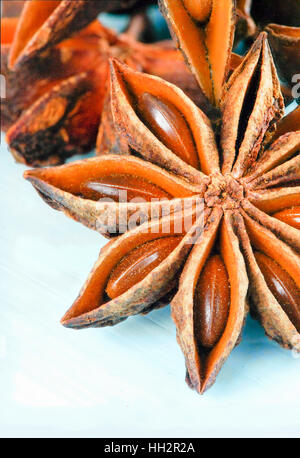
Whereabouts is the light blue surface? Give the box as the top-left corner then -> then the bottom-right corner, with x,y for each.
1,133 -> 300,438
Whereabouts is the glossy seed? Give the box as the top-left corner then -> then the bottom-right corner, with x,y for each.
255,252 -> 300,332
273,207 -> 300,230
136,93 -> 199,169
79,174 -> 171,202
182,0 -> 212,22
106,236 -> 182,299
194,255 -> 230,349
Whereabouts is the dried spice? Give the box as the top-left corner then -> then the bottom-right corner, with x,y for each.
6,0 -> 152,69
2,18 -> 116,165
25,4 -> 300,393
236,0 -> 300,89
160,0 -> 236,105
159,0 -> 297,108
228,49 -> 295,107
1,18 -> 109,157
97,0 -> 242,155
2,1 -> 204,166
0,0 -> 115,130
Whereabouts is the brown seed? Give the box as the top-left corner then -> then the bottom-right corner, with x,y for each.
136,93 -> 199,169
80,174 -> 171,202
273,207 -> 300,230
182,0 -> 212,22
255,252 -> 300,332
106,236 -> 182,299
194,255 -> 230,349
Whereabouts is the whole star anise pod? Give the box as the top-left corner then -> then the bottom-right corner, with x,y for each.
236,0 -> 300,90
1,0 -> 205,166
24,0 -> 300,395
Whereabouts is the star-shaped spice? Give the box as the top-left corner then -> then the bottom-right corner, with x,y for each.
236,0 -> 300,92
1,0 -> 204,166
24,0 -> 300,394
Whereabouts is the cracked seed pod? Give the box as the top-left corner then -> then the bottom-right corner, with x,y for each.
159,0 -> 236,106
228,51 -> 295,106
2,18 -> 113,165
2,1 -> 204,166
24,29 -> 300,393
7,1 -> 110,70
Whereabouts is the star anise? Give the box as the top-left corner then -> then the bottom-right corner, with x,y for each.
3,0 -> 149,63
24,0 -> 300,394
239,0 -> 300,29
1,0 -> 205,166
0,0 -> 116,132
236,0 -> 300,91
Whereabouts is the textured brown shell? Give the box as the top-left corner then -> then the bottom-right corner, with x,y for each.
159,0 -> 236,106
8,0 -> 113,69
61,208 -> 201,329
24,154 -> 205,235
171,209 -> 248,394
24,30 -> 300,394
110,59 -> 219,183
2,6 -> 207,166
2,17 -> 110,163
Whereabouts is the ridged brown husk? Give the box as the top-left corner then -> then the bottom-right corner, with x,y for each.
2,19 -> 113,165
6,0 -> 150,69
159,0 -> 236,106
25,14 -> 300,394
2,1 -> 205,166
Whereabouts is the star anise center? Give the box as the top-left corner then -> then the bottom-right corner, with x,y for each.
204,173 -> 244,210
